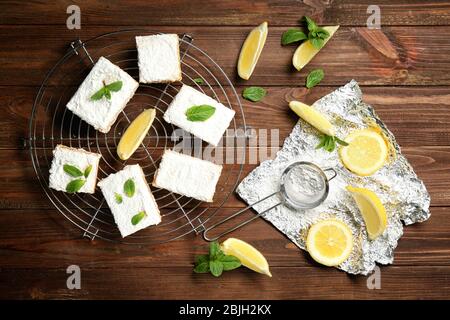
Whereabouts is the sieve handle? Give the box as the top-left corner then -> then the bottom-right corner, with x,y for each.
202,191 -> 281,242
323,167 -> 337,181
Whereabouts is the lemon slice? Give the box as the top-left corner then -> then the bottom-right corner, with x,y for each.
237,21 -> 268,80
292,25 -> 339,71
306,219 -> 353,267
221,238 -> 272,277
117,109 -> 156,160
339,129 -> 388,176
347,186 -> 387,240
289,101 -> 335,136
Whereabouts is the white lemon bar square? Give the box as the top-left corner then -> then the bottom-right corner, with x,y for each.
136,34 -> 182,83
163,85 -> 235,146
98,164 -> 161,238
66,56 -> 139,133
152,149 -> 222,202
49,144 -> 101,194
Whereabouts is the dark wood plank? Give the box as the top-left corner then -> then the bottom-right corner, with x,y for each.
4,86 -> 450,150
0,207 -> 447,269
0,146 -> 449,208
1,0 -> 450,27
1,26 -> 450,86
0,265 -> 448,299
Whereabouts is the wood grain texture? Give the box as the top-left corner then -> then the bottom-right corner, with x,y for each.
0,0 -> 449,300
0,25 -> 450,86
1,0 -> 450,26
3,86 -> 450,150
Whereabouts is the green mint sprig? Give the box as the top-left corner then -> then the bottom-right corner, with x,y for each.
281,16 -> 330,49
91,80 -> 123,101
316,134 -> 349,152
194,241 -> 241,277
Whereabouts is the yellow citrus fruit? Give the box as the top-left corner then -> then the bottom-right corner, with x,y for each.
292,26 -> 339,71
346,186 -> 388,240
221,238 -> 272,277
117,109 -> 156,160
306,219 -> 353,267
339,129 -> 388,176
237,21 -> 268,80
289,100 -> 335,136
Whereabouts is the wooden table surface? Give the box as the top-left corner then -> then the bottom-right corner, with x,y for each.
1,0 -> 450,300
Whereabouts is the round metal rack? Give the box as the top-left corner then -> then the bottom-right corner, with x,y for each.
28,29 -> 246,244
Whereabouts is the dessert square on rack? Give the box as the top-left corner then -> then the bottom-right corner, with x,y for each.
66,56 -> 139,133
49,144 -> 101,194
98,164 -> 161,237
136,34 -> 182,83
152,149 -> 222,202
163,84 -> 236,146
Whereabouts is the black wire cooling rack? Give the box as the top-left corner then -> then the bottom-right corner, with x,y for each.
27,29 -> 247,244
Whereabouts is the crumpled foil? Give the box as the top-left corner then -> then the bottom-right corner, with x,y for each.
236,80 -> 430,275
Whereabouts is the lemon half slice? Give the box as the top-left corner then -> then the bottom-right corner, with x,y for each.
221,238 -> 272,277
306,219 -> 353,267
347,186 -> 387,240
289,101 -> 335,136
339,129 -> 388,176
237,22 -> 268,80
117,109 -> 156,160
293,25 -> 339,71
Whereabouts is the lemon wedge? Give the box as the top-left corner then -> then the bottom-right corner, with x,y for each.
347,186 -> 387,240
221,238 -> 272,277
306,219 -> 353,267
339,129 -> 388,176
237,22 -> 268,80
292,25 -> 339,71
289,100 -> 335,136
117,109 -> 156,160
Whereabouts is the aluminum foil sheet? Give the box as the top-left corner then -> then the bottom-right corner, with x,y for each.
236,80 -> 430,275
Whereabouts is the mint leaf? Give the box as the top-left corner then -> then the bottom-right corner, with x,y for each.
220,255 -> 241,271
306,69 -> 324,89
303,16 -> 318,32
194,261 -> 210,273
131,211 -> 146,225
63,164 -> 83,177
193,77 -> 205,85
84,165 -> 93,178
185,105 -> 216,122
316,135 -> 347,152
123,178 -> 135,197
309,37 -> 324,49
90,80 -> 122,100
106,81 -> 123,92
114,192 -> 123,204
242,87 -> 266,102
281,29 -> 307,45
66,178 -> 85,193
209,241 -> 221,259
90,87 -> 107,101
209,260 -> 223,277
